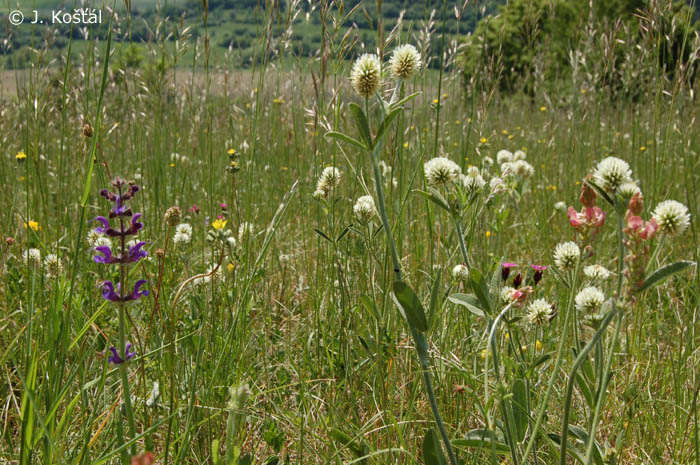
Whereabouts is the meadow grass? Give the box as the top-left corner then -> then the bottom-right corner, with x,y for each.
1,2 -> 699,465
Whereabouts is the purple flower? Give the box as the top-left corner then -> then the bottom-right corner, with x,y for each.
530,264 -> 547,286
501,262 -> 518,281
92,214 -> 143,238
101,280 -> 149,302
93,241 -> 147,265
108,343 -> 136,364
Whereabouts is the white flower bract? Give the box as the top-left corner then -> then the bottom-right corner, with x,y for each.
652,200 -> 690,236
316,166 -> 342,196
424,157 -> 461,186
496,150 -> 513,164
575,286 -> 606,312
389,44 -> 421,79
353,195 -> 376,223
350,54 -> 381,98
553,241 -> 580,270
593,157 -> 633,192
584,264 -> 611,282
452,264 -> 469,281
526,298 -> 553,325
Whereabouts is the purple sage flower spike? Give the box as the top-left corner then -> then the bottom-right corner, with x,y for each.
108,343 -> 136,364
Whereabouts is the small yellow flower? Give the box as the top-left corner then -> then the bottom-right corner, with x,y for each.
640,146 -> 646,152
170,163 -> 175,168
455,120 -> 460,125
521,345 -> 528,352
228,148 -> 236,155
16,151 -> 27,161
20,176 -> 25,182
504,332 -> 510,341
246,103 -> 251,109
410,125 -> 415,130
212,218 -> 227,230
540,106 -> 547,112
508,134 -> 514,140
581,88 -> 586,94
24,220 -> 40,232
480,349 -> 487,360
231,161 -> 238,167
485,231 -> 491,238
442,93 -> 447,98
227,263 -> 235,272
502,129 -> 508,135
467,117 -> 472,123
480,137 -> 487,144
575,180 -> 581,185
453,142 -> 458,147
403,142 -> 409,149
536,340 -> 542,351
433,98 -> 439,105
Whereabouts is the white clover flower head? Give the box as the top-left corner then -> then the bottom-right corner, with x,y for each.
652,200 -> 690,236
87,229 -> 102,247
554,201 -> 568,212
353,195 -> 376,223
513,160 -> 535,177
43,253 -> 63,279
553,241 -> 580,270
489,177 -> 506,194
94,236 -> 112,248
452,264 -> 469,281
575,286 -> 606,312
238,222 -> 255,242
316,166 -> 342,195
526,298 -> 553,325
460,173 -> 486,193
513,150 -> 527,161
618,182 -> 641,200
466,166 -> 480,178
312,189 -> 325,199
593,157 -> 633,192
379,160 -> 392,177
389,44 -> 421,79
501,161 -> 516,177
584,264 -> 611,282
23,248 -> 41,265
173,232 -> 191,246
496,150 -> 513,164
176,223 -> 193,236
500,286 -> 518,305
226,235 -> 237,249
483,156 -> 494,168
279,253 -> 290,265
424,157 -> 461,186
350,53 -> 381,98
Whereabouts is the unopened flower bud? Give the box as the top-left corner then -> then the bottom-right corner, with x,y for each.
5,237 -> 15,246
628,192 -> 644,216
164,206 -> 182,227
580,180 -> 597,208
83,123 -> 93,138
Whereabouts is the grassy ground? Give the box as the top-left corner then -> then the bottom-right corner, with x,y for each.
1,4 -> 699,465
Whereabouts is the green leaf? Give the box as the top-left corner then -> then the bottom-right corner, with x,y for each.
374,107 -> 401,147
336,224 -> 353,242
428,269 -> 442,329
511,378 -> 528,442
422,428 -> 448,465
393,281 -> 429,332
349,102 -> 373,148
325,131 -> 368,151
488,262 -> 503,311
637,260 -> 695,293
313,228 -> 333,243
584,178 -> 615,208
391,91 -> 420,110
469,269 -> 492,314
415,188 -> 452,213
453,429 -> 510,454
448,293 -> 485,317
